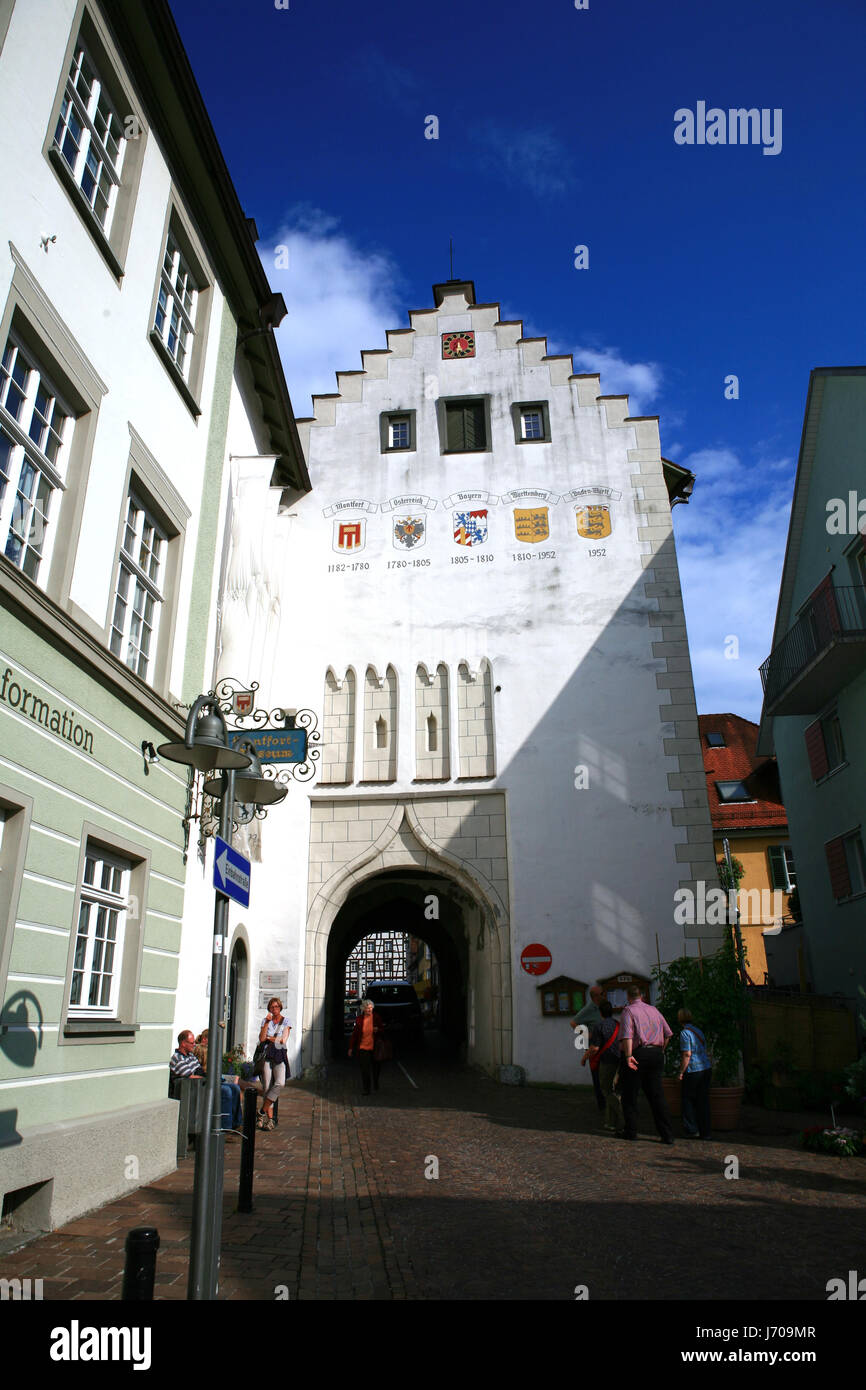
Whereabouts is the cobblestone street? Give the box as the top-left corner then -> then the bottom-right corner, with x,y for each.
2,1056 -> 864,1301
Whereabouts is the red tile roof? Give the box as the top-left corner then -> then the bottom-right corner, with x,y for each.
698,713 -> 788,830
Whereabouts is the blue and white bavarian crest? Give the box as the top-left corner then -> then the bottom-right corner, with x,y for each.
393,516 -> 426,550
453,509 -> 488,547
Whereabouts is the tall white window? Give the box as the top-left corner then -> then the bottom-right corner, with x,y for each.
0,336 -> 70,583
69,846 -> 129,1015
109,493 -> 166,681
154,231 -> 198,380
53,42 -> 126,233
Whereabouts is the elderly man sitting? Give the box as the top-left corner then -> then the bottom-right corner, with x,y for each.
169,1029 -> 242,1132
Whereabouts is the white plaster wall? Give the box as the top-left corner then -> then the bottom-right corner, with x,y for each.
0,0 -> 228,701
202,289 -> 712,1083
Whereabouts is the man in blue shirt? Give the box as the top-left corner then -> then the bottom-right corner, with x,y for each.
677,1008 -> 712,1140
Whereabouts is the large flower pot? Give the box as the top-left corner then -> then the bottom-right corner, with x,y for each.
710,1085 -> 745,1131
662,1076 -> 681,1117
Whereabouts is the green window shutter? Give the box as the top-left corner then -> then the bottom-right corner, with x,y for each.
768,845 -> 788,890
445,401 -> 486,451
446,404 -> 465,451
464,402 -> 485,449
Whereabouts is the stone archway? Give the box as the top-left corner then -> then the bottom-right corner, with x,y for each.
303,798 -> 511,1073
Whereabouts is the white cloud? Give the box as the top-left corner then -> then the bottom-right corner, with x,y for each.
263,210 -> 404,416
473,123 -> 575,197
672,448 -> 796,721
570,347 -> 663,417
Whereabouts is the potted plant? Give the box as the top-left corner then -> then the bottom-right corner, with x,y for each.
654,938 -> 750,1130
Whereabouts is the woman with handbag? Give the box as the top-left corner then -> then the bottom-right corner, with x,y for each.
586,1001 -> 623,1133
257,997 -> 290,1131
348,998 -> 386,1095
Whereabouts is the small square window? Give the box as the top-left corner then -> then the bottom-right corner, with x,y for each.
380,411 -> 416,453
511,401 -> 551,444
705,732 -> 726,747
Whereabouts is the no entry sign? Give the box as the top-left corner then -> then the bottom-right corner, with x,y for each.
521,943 -> 552,976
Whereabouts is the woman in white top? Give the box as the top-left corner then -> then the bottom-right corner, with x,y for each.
257,997 -> 290,1131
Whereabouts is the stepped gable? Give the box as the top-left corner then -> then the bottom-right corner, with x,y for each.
293,279 -> 662,458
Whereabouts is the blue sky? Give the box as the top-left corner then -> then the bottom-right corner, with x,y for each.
173,0 -> 866,722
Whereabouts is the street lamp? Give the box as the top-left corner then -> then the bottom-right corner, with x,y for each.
158,695 -> 284,1300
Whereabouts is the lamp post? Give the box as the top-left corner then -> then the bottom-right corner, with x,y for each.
158,694 -> 286,1300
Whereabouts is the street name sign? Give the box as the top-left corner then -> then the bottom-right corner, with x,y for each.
213,836 -> 251,908
228,727 -> 307,765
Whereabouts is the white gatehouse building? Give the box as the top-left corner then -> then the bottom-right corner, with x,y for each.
175,278 -> 720,1085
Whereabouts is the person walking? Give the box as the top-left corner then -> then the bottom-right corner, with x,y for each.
617,983 -> 675,1144
348,998 -> 385,1095
257,997 -> 290,1131
571,984 -> 606,1115
587,1000 -> 623,1133
677,1007 -> 712,1139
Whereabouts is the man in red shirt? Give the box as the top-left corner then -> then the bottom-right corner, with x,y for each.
617,984 -> 675,1144
348,999 -> 385,1095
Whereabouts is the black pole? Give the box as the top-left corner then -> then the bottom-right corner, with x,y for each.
237,1086 -> 257,1213
187,766 -> 235,1300
122,1227 -> 160,1301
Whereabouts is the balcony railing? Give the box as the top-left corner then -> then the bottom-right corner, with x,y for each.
760,584 -> 866,714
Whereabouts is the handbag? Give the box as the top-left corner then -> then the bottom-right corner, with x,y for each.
373,1036 -> 392,1062
589,1022 -> 619,1073
252,1041 -> 267,1078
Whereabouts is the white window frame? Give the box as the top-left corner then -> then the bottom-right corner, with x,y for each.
768,844 -> 796,893
53,39 -> 126,235
153,230 -> 199,382
520,407 -> 544,440
109,491 -> 167,682
389,417 -> 410,449
68,844 -> 130,1017
0,334 -> 71,585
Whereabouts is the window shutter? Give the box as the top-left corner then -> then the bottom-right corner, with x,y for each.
806,575 -> 841,646
804,718 -> 829,780
446,404 -> 464,451
825,836 -> 851,900
768,846 -> 787,890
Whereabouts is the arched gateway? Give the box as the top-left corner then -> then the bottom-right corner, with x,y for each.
302,800 -> 512,1072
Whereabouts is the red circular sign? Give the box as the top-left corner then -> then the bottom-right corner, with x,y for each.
521,943 -> 552,976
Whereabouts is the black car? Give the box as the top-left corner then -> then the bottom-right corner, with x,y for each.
364,981 -> 424,1048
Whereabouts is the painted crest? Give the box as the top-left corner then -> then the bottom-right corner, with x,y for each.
513,507 -> 549,544
453,509 -> 488,546
442,331 -> 475,359
333,519 -> 366,552
393,516 -> 426,550
575,505 -> 611,540
232,689 -> 255,717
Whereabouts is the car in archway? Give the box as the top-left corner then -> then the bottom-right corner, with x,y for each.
364,981 -> 424,1049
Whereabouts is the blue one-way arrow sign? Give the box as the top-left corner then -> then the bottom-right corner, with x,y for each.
213,836 -> 250,908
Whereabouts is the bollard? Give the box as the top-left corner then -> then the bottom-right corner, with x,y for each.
237,1086 -> 257,1213
122,1226 -> 160,1301
273,1097 -> 279,1128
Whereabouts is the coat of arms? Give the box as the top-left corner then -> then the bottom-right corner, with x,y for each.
513,507 -> 549,544
333,519 -> 366,552
575,505 -> 611,540
453,509 -> 488,546
393,516 -> 426,550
